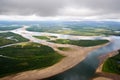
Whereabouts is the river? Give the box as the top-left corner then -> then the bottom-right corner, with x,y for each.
3,26 -> 120,80
43,36 -> 120,80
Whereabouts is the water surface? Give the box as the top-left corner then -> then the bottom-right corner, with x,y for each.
44,36 -> 120,80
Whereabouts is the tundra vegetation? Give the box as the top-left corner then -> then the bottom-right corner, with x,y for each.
0,32 -> 29,46
102,50 -> 120,74
0,42 -> 63,77
50,39 -> 109,47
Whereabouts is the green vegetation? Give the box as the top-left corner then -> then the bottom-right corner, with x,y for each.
0,26 -> 21,31
0,37 -> 15,46
26,22 -> 120,36
49,36 -> 57,38
58,47 -> 70,51
102,50 -> 120,74
50,39 -> 109,47
27,26 -> 101,36
0,42 -> 63,77
34,36 -> 50,40
0,32 -> 29,46
33,35 -> 57,41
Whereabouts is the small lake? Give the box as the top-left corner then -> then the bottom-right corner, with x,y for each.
44,36 -> 120,80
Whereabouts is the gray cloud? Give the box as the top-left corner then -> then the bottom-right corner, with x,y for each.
73,0 -> 120,13
0,0 -> 66,16
0,0 -> 120,19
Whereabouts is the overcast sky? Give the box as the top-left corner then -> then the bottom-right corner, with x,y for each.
0,0 -> 120,21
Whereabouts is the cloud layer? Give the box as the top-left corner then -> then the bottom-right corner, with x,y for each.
0,0 -> 120,20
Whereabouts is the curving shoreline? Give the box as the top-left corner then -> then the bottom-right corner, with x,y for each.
0,26 -> 112,80
0,44 -> 106,80
92,51 -> 120,80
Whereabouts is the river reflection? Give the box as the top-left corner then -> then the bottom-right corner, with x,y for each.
44,36 -> 120,80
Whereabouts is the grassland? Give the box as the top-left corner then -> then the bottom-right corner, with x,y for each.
49,36 -> 57,38
33,36 -> 50,41
57,47 -> 70,51
0,26 -> 21,31
33,36 -> 109,47
27,26 -> 102,36
0,42 -> 63,77
0,32 -> 29,46
26,23 -> 120,36
102,50 -> 120,74
33,36 -> 58,41
50,39 -> 109,47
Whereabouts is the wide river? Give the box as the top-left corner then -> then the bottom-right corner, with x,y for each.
41,36 -> 120,80
11,27 -> 120,80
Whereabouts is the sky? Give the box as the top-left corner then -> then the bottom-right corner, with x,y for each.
0,0 -> 120,21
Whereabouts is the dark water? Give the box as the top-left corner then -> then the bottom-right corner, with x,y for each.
43,36 -> 120,80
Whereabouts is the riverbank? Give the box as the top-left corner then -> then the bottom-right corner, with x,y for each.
92,72 -> 120,80
92,51 -> 120,80
0,26 -> 111,80
0,44 -> 105,80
